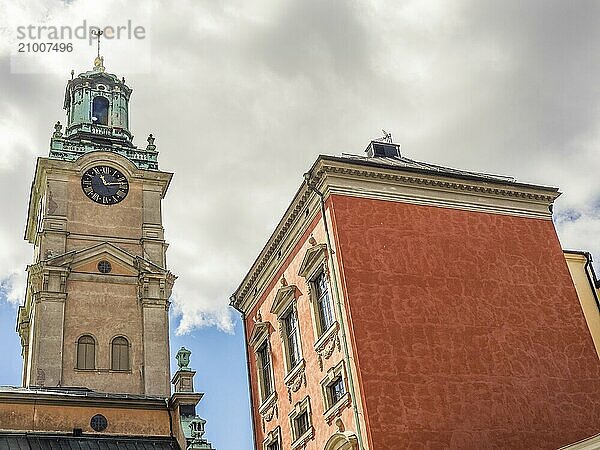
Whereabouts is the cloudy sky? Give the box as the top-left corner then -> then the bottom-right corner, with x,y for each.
0,0 -> 599,447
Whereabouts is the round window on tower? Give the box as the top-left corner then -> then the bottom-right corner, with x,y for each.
90,414 -> 108,432
97,260 -> 112,274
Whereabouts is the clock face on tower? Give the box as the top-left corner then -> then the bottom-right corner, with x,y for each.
81,165 -> 129,205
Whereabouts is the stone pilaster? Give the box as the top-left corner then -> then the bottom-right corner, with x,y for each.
139,271 -> 175,396
23,263 -> 69,388
142,183 -> 168,267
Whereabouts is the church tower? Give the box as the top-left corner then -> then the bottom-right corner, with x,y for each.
16,55 -> 176,396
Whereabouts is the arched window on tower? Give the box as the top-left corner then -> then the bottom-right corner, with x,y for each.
92,96 -> 109,125
111,336 -> 130,371
76,335 -> 96,370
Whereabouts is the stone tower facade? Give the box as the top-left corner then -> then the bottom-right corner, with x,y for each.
16,57 -> 175,396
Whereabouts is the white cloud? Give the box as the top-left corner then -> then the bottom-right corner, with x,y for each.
556,206 -> 600,265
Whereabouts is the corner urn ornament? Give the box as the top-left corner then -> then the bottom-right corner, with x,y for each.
176,346 -> 192,371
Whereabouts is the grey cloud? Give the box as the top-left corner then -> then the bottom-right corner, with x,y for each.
1,0 -> 599,332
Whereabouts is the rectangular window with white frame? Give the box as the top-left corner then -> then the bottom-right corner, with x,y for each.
249,321 -> 276,407
282,306 -> 302,370
257,340 -> 274,401
326,374 -> 345,405
289,396 -> 314,448
321,360 -> 351,422
297,242 -> 338,341
313,270 -> 334,336
270,283 -> 304,374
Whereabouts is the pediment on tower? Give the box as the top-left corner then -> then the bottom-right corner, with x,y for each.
46,242 -> 168,277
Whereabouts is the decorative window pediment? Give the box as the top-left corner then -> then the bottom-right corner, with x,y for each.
270,284 -> 298,317
249,321 -> 272,349
263,426 -> 281,450
46,242 -> 168,277
298,240 -> 338,343
283,358 -> 306,402
297,243 -> 328,279
49,242 -> 134,269
314,321 -> 341,371
271,279 -> 304,382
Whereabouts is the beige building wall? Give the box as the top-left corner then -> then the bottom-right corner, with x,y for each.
19,152 -> 174,396
0,394 -> 170,436
564,251 -> 600,359
61,279 -> 144,393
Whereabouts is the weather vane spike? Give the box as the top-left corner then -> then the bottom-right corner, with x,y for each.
91,29 -> 105,72
93,28 -> 103,58
381,129 -> 393,143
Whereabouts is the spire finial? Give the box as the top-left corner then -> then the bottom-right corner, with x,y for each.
175,347 -> 192,371
146,133 -> 157,152
53,121 -> 63,138
91,29 -> 105,72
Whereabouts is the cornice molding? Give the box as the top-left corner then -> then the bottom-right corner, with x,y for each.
0,389 -> 168,410
317,161 -> 558,202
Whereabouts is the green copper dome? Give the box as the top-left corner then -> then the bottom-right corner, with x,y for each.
49,58 -> 159,170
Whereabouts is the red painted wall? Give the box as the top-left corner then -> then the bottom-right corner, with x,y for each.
329,195 -> 600,449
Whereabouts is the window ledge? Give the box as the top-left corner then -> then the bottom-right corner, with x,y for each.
323,392 -> 351,423
284,359 -> 306,402
314,322 -> 340,371
284,358 -> 305,385
258,391 -> 278,422
314,321 -> 339,352
74,368 -> 131,373
291,427 -> 314,449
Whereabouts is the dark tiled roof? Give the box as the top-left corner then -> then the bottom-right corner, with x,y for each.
0,433 -> 180,450
0,386 -> 166,401
337,153 -> 517,183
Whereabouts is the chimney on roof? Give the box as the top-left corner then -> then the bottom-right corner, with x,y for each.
365,140 -> 401,158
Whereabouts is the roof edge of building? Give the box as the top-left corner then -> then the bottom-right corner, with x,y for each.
0,386 -> 169,409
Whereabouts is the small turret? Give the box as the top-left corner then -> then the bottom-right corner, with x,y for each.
170,347 -> 216,450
